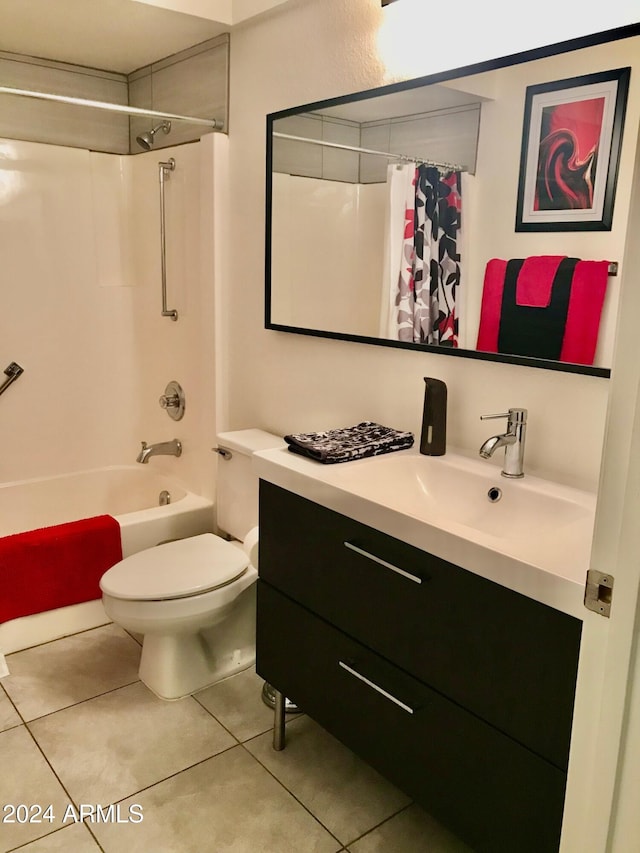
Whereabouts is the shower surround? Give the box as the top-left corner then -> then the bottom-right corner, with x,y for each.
0,135 -> 219,486
0,133 -> 224,645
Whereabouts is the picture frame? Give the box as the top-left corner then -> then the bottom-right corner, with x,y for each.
515,67 -> 630,231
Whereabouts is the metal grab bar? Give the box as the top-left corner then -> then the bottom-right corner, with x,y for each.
0,362 -> 24,398
159,158 -> 178,321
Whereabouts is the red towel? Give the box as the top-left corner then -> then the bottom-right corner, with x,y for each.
559,260 -> 609,364
476,258 -> 508,354
0,515 -> 122,623
515,256 -> 566,306
476,256 -> 609,365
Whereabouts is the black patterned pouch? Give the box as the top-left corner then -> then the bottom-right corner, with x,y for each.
284,421 -> 414,464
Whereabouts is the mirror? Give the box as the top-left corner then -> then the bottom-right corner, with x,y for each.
266,27 -> 640,377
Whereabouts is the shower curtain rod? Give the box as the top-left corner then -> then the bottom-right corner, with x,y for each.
273,131 -> 466,172
0,85 -> 222,128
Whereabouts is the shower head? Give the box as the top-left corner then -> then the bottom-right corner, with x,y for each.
136,120 -> 171,150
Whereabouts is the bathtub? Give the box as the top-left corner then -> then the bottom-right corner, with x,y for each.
0,466 -> 213,654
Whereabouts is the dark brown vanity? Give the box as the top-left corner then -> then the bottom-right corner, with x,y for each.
256,480 -> 582,853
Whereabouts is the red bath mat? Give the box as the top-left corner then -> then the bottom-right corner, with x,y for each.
0,515 -> 123,623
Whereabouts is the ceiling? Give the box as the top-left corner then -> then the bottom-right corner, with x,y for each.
314,84 -> 487,124
0,0 -> 233,74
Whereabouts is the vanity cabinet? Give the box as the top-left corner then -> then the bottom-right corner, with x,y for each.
256,481 -> 582,853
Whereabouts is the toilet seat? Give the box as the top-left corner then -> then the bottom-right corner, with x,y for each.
100,533 -> 249,601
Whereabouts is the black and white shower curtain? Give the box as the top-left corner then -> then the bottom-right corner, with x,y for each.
380,163 -> 462,346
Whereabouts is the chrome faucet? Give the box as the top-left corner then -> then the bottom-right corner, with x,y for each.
479,408 -> 527,478
136,439 -> 182,464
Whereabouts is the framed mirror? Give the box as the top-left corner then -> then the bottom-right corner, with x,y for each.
265,24 -> 640,377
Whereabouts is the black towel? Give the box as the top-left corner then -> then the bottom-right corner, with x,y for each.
284,421 -> 414,464
497,257 -> 578,360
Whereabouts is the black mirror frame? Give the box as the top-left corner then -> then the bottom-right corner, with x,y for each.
265,23 -> 640,379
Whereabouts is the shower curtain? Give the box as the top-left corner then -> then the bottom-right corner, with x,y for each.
381,163 -> 462,345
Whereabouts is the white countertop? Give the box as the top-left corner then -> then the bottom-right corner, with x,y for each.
254,445 -> 596,620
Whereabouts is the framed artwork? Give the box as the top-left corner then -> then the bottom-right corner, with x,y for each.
515,67 -> 630,231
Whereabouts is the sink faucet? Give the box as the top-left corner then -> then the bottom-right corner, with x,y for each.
479,408 -> 527,478
137,439 -> 182,464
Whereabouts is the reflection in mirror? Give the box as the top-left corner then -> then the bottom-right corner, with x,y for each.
270,83 -> 479,345
266,28 -> 640,377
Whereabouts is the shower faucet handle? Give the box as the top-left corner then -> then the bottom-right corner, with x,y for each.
159,393 -> 179,408
158,381 -> 185,421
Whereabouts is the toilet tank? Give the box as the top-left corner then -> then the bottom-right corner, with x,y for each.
215,429 -> 284,540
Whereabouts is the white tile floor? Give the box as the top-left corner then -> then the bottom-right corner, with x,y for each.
0,624 -> 472,852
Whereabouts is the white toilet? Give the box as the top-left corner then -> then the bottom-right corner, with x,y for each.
100,429 -> 283,700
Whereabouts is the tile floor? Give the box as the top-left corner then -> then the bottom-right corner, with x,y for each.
0,623 -> 472,852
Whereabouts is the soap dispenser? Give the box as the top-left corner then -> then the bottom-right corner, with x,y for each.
420,377 -> 447,456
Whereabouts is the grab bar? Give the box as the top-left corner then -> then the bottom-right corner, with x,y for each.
159,158 -> 178,321
0,362 -> 24,398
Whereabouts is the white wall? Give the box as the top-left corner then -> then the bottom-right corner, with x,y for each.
225,0 -> 639,493
0,136 -> 218,499
462,38 -> 640,367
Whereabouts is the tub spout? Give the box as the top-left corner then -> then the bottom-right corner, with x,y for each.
137,439 -> 182,464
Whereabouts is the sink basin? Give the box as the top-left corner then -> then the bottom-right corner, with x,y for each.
253,444 -> 597,616
329,452 -> 593,542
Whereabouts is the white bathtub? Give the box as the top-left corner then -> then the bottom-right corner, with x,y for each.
0,466 -> 213,654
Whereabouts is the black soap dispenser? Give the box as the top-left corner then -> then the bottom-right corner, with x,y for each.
420,377 -> 447,456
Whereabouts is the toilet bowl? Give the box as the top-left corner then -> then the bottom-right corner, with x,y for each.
100,429 -> 285,700
101,532 -> 258,700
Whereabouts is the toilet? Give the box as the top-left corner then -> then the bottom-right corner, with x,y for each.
100,429 -> 284,700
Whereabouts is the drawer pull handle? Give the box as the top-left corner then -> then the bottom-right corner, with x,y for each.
343,542 -> 422,585
339,661 -> 414,714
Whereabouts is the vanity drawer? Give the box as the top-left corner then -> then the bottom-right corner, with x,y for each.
257,581 -> 566,853
259,481 -> 581,770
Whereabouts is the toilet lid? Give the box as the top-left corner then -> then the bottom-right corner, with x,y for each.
100,533 -> 249,601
